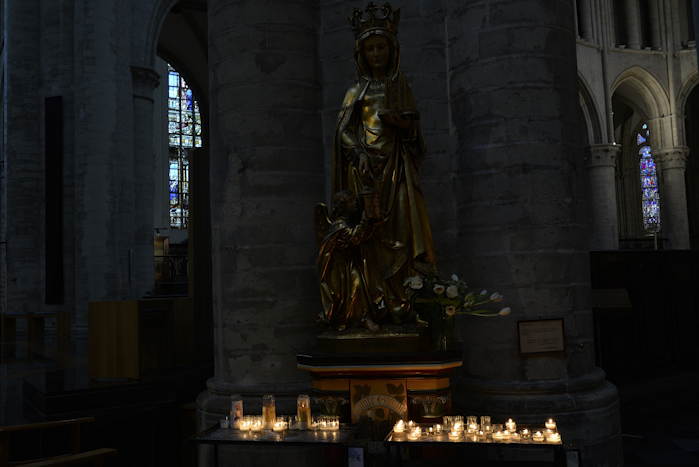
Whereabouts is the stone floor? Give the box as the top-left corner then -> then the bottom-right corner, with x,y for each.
1,330 -> 698,466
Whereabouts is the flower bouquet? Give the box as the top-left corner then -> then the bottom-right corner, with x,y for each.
404,273 -> 510,350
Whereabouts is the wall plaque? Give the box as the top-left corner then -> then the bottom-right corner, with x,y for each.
518,319 -> 565,354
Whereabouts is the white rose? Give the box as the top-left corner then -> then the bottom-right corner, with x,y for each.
446,285 -> 459,298
451,274 -> 459,281
403,275 -> 424,290
445,305 -> 457,317
498,307 -> 511,316
490,292 -> 504,302
433,284 -> 446,295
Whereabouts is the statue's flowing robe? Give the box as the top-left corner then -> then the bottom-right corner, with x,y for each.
332,69 -> 436,320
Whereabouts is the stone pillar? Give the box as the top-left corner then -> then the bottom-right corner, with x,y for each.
587,144 -> 621,250
448,1 -> 621,465
656,147 -> 690,249
130,66 -> 159,298
199,0 -> 323,437
648,0 -> 662,49
625,0 -> 642,48
580,0 -> 594,42
3,0 -> 43,315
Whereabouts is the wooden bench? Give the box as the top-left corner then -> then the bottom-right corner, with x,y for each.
0,417 -> 116,467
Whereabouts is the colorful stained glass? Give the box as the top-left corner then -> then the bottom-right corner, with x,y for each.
167,63 -> 202,228
637,123 -> 660,231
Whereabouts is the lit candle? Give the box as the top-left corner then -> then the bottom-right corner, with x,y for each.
262,395 -> 276,430
272,418 -> 287,432
251,417 -> 263,432
393,420 -> 405,433
434,424 -> 443,434
239,419 -> 251,431
492,430 -> 505,441
454,421 -> 464,433
546,432 -> 562,444
329,417 -> 340,431
520,428 -> 530,439
545,418 -> 557,431
296,395 -> 312,429
505,418 -> 516,432
407,427 -> 422,440
532,431 -> 545,442
510,432 -> 521,442
467,423 -> 478,434
407,420 -> 415,429
448,430 -> 461,441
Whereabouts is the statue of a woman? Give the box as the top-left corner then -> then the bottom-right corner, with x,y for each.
322,2 -> 436,326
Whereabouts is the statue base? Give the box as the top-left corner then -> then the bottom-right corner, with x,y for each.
296,343 -> 462,425
315,324 -> 431,353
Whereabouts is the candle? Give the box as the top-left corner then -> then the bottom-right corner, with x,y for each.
510,432 -> 521,442
393,420 -> 405,433
239,420 -> 250,431
520,428 -> 531,440
273,418 -> 287,432
467,423 -> 478,434
407,420 -> 415,429
329,416 -> 340,431
454,421 -> 464,433
262,395 -> 276,430
492,430 -> 505,441
434,424 -> 443,434
480,416 -> 491,429
297,395 -> 312,429
545,418 -> 557,431
448,430 -> 461,441
407,427 -> 422,440
505,418 -> 516,432
546,432 -> 562,444
250,417 -> 264,432
532,431 -> 545,442
219,417 -> 229,429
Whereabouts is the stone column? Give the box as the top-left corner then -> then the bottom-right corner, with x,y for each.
625,0 -> 642,48
448,1 -> 621,465
130,66 -> 159,298
648,0 -> 662,49
587,144 -> 621,250
199,0 -> 323,436
3,0 -> 43,315
656,147 -> 690,249
580,0 -> 594,42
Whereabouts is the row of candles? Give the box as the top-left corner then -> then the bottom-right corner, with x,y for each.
393,416 -> 561,444
220,394 -> 340,432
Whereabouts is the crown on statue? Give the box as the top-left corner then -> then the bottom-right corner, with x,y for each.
349,2 -> 400,39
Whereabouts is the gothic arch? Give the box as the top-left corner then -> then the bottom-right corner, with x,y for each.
578,73 -> 603,145
142,0 -> 181,68
611,66 -> 671,148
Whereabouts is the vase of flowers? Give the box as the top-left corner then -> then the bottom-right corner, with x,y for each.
404,274 -> 510,351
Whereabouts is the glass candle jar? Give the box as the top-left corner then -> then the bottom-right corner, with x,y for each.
393,420 -> 405,433
545,418 -> 557,431
262,395 -> 276,430
532,431 -> 545,442
505,418 -> 516,432
297,395 -> 312,429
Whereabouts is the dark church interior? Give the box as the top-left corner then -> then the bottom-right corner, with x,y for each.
2,1 -> 699,466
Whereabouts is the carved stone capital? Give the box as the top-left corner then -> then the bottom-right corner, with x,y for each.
655,147 -> 689,171
130,66 -> 160,99
585,144 -> 621,169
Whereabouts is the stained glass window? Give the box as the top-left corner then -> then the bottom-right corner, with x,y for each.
637,123 -> 660,232
167,63 -> 202,228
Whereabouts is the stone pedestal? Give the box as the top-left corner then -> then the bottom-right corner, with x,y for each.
297,349 -> 461,424
586,144 -> 621,250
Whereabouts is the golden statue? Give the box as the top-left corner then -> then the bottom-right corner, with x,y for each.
316,2 -> 436,330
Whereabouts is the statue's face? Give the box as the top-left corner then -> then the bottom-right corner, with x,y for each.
362,35 -> 390,75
